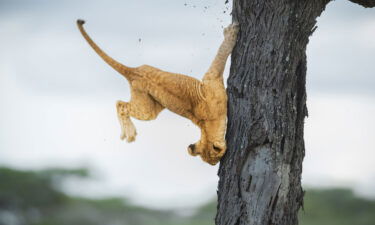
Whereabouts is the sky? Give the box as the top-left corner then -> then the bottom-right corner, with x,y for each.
0,0 -> 374,210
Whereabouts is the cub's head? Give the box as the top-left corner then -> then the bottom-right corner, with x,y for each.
187,119 -> 227,165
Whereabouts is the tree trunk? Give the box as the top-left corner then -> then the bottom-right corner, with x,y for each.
216,1 -> 329,225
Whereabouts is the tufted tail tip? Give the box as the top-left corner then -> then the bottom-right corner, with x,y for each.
77,19 -> 85,25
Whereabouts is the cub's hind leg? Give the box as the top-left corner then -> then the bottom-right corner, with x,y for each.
116,101 -> 137,142
116,89 -> 164,142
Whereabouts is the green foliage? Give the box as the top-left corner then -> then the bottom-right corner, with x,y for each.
1,167 -> 375,225
0,167 -> 68,210
0,167 -> 182,225
299,189 -> 375,225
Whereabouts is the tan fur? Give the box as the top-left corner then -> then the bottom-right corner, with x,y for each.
77,19 -> 238,165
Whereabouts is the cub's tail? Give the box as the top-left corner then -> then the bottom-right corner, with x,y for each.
77,19 -> 135,80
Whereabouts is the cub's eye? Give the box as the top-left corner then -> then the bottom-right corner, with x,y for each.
213,145 -> 221,152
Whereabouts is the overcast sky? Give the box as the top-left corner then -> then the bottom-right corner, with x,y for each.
0,0 -> 374,209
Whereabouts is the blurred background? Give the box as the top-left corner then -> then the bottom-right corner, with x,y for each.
0,0 -> 374,224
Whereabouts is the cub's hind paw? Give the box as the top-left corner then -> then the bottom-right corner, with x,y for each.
123,121 -> 137,143
120,129 -> 129,141
125,133 -> 136,143
120,129 -> 136,142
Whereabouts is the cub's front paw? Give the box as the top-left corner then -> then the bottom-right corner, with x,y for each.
224,23 -> 239,42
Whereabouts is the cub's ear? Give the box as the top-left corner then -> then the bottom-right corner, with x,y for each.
188,144 -> 199,156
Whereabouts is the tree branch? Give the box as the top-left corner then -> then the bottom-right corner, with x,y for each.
347,0 -> 375,8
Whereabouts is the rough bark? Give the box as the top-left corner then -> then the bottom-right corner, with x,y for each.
347,0 -> 375,8
216,1 -> 329,225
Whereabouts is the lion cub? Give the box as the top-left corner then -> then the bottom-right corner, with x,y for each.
77,20 -> 239,165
